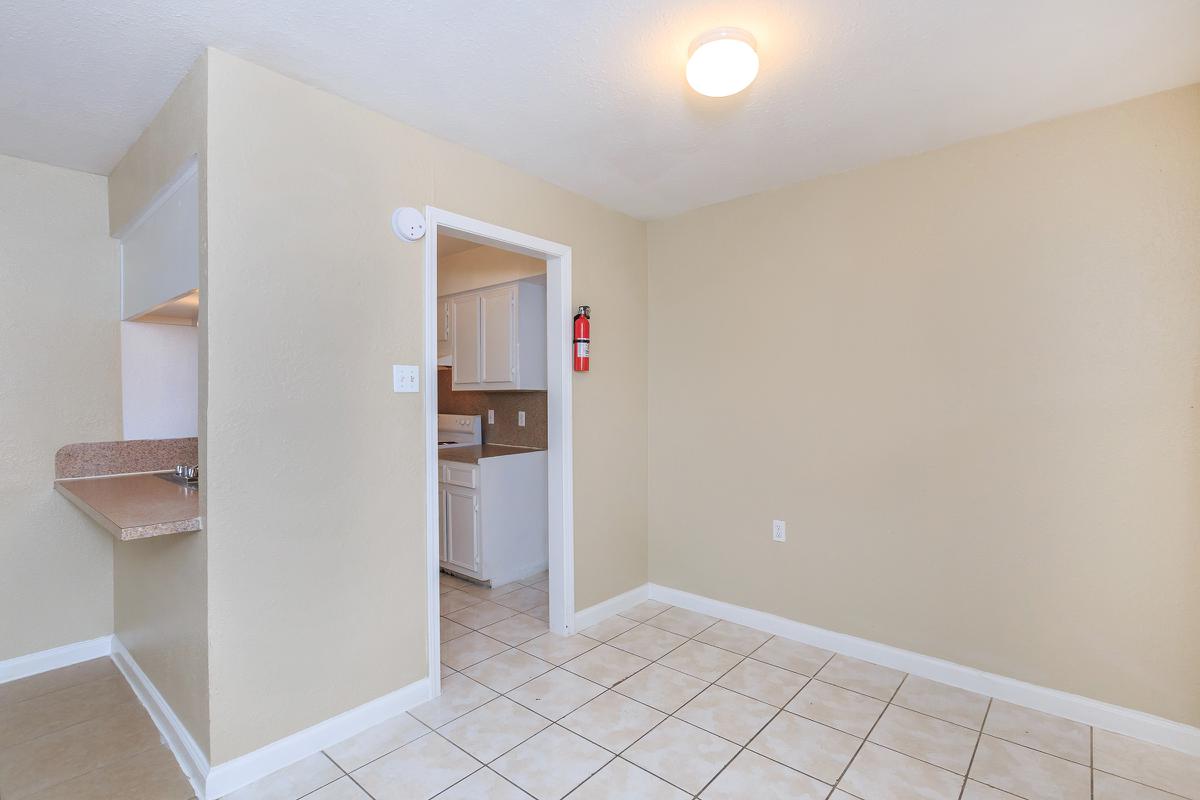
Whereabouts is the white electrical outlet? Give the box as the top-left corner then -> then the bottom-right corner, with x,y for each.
392,365 -> 419,393
772,520 -> 786,542
518,411 -> 526,427
487,409 -> 495,424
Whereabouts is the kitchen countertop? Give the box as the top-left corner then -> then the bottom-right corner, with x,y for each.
54,472 -> 202,541
438,444 -> 546,465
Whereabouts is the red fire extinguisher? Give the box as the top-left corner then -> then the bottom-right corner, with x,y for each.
573,306 -> 591,372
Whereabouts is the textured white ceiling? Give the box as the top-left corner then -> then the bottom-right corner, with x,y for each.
3,1 -> 1199,218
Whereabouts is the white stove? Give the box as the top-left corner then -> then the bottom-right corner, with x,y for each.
437,414 -> 482,448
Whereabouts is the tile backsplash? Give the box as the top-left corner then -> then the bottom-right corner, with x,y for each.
437,368 -> 547,449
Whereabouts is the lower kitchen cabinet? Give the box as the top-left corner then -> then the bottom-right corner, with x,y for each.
438,450 -> 547,586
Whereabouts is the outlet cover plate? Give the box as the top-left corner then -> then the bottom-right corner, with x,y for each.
772,520 -> 786,542
393,365 -> 419,393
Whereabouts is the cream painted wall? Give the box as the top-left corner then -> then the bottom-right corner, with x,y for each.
0,154 -> 119,660
438,244 -> 545,296
107,55 -> 210,755
204,50 -> 646,762
647,85 -> 1200,726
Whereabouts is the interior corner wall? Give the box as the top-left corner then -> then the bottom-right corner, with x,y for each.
646,84 -> 1200,727
0,154 -> 120,662
203,49 -> 647,763
107,52 -> 211,757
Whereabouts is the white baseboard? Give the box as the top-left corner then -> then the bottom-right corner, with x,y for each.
110,637 -> 209,799
648,583 -> 1200,757
205,676 -> 432,799
0,635 -> 114,685
574,582 -> 650,630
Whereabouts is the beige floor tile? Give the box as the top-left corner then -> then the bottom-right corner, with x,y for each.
960,779 -> 1024,799
224,752 -> 343,800
440,573 -> 474,590
506,669 -> 605,721
0,701 -> 161,799
22,743 -> 192,800
613,663 -> 708,713
579,615 -> 638,642
440,663 -> 456,679
569,757 -> 689,799
479,614 -> 549,646
441,618 -> 471,643
440,632 -> 510,670
410,674 -> 497,728
518,570 -> 549,586
747,710 -> 862,784
658,641 -> 743,682
462,649 -> 553,694
786,679 -> 886,738
559,691 -> 666,753
983,700 -> 1090,765
607,624 -> 687,661
968,735 -> 1089,800
526,602 -> 551,622
829,792 -> 859,800
304,776 -> 372,799
716,658 -> 809,707
838,741 -> 963,800
433,766 -> 529,799
531,579 -> 549,592
675,685 -> 777,745
445,601 -> 519,630
644,607 -> 719,638
892,676 -> 989,730
816,655 -> 905,701
0,659 -> 117,709
701,749 -> 832,800
868,705 -> 978,775
1094,769 -> 1187,800
749,637 -> 834,676
561,644 -> 649,688
439,590 -> 483,614
695,621 -> 772,656
624,718 -> 739,795
1093,728 -> 1200,799
0,673 -> 137,749
618,600 -> 671,623
460,582 -> 522,601
438,697 -> 550,763
495,587 -> 549,612
352,733 -> 480,800
491,725 -> 611,800
518,633 -> 599,666
325,712 -> 430,771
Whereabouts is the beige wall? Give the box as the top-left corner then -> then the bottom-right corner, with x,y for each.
647,85 -> 1200,726
0,154 -> 120,660
204,49 -> 646,762
437,244 -> 545,296
107,55 -> 211,755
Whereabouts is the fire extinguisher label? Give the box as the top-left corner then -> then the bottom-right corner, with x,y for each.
575,341 -> 590,358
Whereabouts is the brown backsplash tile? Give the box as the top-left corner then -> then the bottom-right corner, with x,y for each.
437,368 -> 547,449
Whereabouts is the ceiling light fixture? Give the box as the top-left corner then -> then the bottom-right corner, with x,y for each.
686,28 -> 759,97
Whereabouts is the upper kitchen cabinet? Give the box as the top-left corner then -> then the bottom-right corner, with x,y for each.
118,161 -> 199,325
450,278 -> 546,391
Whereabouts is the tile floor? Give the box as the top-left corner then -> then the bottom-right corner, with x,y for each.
0,655 -> 193,799
225,571 -> 1200,800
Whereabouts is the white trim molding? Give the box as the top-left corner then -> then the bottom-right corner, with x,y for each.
574,583 -> 650,630
110,637 -> 209,798
649,583 -> 1200,757
0,635 -> 113,686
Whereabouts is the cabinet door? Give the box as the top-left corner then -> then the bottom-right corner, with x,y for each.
451,294 -> 481,385
437,298 -> 451,343
480,285 -> 516,386
438,486 -> 448,562
445,486 -> 480,574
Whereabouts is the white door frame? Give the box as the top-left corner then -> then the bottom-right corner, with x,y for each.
424,207 -> 575,697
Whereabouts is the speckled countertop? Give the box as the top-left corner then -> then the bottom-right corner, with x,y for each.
54,472 -> 202,541
438,444 -> 546,464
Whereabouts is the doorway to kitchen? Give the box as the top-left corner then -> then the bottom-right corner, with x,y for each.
423,208 -> 574,697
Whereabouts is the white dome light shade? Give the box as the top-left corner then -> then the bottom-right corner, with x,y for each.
686,28 -> 759,97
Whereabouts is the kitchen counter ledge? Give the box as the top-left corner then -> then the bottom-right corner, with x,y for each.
438,444 -> 545,464
54,472 -> 202,541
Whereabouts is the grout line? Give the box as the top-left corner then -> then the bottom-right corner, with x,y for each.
956,697 -> 991,800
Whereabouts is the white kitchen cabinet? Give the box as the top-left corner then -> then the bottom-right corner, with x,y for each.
438,297 -> 451,343
449,279 -> 546,391
119,162 -> 200,321
438,451 -> 548,587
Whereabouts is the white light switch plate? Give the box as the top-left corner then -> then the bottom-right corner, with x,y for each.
487,410 -> 495,424
392,365 -> 419,393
